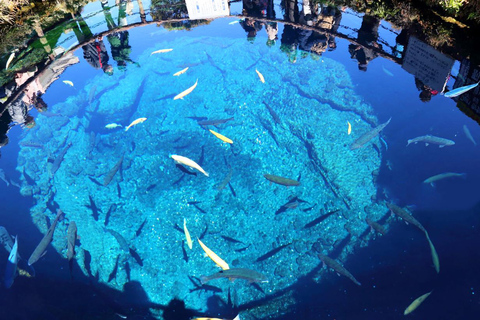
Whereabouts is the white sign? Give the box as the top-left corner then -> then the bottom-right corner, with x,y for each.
402,36 -> 454,92
185,0 -> 230,20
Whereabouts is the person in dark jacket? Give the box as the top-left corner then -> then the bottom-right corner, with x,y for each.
82,36 -> 114,75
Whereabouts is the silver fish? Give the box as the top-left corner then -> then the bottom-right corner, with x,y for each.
424,172 -> 466,186
463,125 -> 477,146
350,118 -> 392,150
444,82 -> 479,98
0,169 -> 10,186
4,236 -> 18,289
407,135 -> 455,147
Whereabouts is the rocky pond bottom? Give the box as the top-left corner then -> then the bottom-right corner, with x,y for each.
16,21 -> 386,319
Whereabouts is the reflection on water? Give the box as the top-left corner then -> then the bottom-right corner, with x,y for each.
0,0 -> 480,319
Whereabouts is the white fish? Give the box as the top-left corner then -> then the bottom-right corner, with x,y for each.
4,236 -> 18,289
423,172 -> 466,186
63,80 -> 74,87
174,79 -> 198,100
463,125 -> 477,146
125,117 -> 147,131
229,20 -> 240,25
151,48 -> 173,55
105,123 -> 123,129
382,65 -> 394,76
5,52 -> 15,70
444,82 -> 479,98
170,154 -> 209,177
407,135 -> 455,147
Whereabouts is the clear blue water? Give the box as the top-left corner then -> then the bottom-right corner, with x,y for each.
1,1 -> 480,319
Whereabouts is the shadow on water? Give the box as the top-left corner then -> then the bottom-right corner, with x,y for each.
0,185 -> 205,320
237,202 -> 480,320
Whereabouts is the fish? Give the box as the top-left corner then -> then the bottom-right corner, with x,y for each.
174,79 -> 198,100
256,243 -> 291,262
125,117 -> 147,131
423,172 -> 466,186
303,209 -> 339,228
108,255 -> 120,282
4,236 -> 18,289
264,174 -> 300,186
350,118 -> 391,150
129,248 -> 143,266
406,135 -> 455,147
386,203 -> 426,233
209,129 -> 233,144
105,123 -> 123,129
197,117 -> 234,127
365,218 -> 386,235
28,209 -> 63,266
63,80 -> 74,87
105,228 -> 129,252
184,218 -> 193,250
66,222 -> 77,261
171,154 -> 209,177
5,51 -> 15,70
425,232 -> 440,273
217,167 -> 233,191
197,238 -> 229,270
19,141 -> 44,149
255,69 -> 265,83
136,219 -> 147,237
228,183 -> 236,197
104,154 -> 124,186
0,227 -> 15,253
199,225 -> 208,240
0,168 -> 10,187
151,48 -> 173,55
444,82 -> 479,98
404,291 -> 433,315
347,121 -> 352,135
173,67 -> 189,76
229,20 -> 240,25
221,235 -> 244,245
264,101 -> 281,125
235,245 -> 250,252
104,204 -> 116,227
463,125 -> 477,146
201,268 -> 268,284
318,254 -> 361,286
88,176 -> 103,186
51,142 -> 72,177
382,65 -> 394,76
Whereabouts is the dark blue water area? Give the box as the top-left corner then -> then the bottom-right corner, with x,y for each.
1,7 -> 480,320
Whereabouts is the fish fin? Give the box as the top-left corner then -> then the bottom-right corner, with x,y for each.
425,143 -> 429,146
405,221 -> 409,225
336,272 -> 341,277
439,145 -> 444,148
430,182 -> 435,187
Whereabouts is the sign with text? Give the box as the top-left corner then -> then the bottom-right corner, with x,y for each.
185,0 -> 229,20
402,36 -> 454,92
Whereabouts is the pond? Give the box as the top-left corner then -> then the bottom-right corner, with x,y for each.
0,0 -> 479,319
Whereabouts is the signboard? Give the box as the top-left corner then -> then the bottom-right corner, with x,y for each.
185,0 -> 229,20
402,36 -> 454,92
